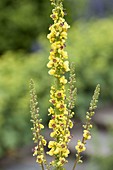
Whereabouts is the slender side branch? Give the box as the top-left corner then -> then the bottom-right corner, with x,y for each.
72,84 -> 100,170
67,62 -> 77,116
30,79 -> 50,170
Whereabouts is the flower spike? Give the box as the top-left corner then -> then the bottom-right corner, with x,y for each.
30,0 -> 100,170
30,79 -> 50,170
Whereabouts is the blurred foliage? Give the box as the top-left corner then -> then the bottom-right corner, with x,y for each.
0,0 -> 90,54
0,0 -> 52,53
88,125 -> 113,170
67,18 -> 113,118
0,0 -> 113,53
0,51 -> 51,157
87,0 -> 113,18
88,155 -> 113,170
0,18 -> 113,157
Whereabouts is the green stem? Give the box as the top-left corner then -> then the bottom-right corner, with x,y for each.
72,153 -> 80,170
41,141 -> 50,170
41,163 -> 45,170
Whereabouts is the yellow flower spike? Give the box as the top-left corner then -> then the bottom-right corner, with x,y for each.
30,0 -> 100,169
30,79 -> 50,170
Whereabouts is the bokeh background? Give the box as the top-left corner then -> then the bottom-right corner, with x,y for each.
0,0 -> 113,170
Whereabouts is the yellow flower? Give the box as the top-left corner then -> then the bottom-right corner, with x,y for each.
57,157 -> 66,166
47,60 -> 53,68
55,90 -> 65,99
50,131 -> 56,138
54,147 -> 61,155
36,155 -> 44,164
60,76 -> 67,84
75,140 -> 86,153
62,148 -> 70,157
60,9 -> 65,17
56,101 -> 66,111
42,138 -> 47,146
63,61 -> 70,72
62,22 -> 70,31
48,107 -> 54,115
48,141 -> 56,148
47,149 -> 54,156
50,11 -> 58,20
83,130 -> 91,140
33,146 -> 38,156
49,98 -> 57,105
39,124 -> 44,129
49,119 -> 56,129
64,110 -> 68,115
68,119 -> 73,129
48,69 -> 55,75
51,42 -> 60,49
60,51 -> 68,59
60,31 -> 67,39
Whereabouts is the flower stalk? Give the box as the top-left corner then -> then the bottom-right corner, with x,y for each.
47,0 -> 73,168
73,84 -> 100,170
30,0 -> 100,170
30,79 -> 50,170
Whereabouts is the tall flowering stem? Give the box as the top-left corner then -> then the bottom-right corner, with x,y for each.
73,84 -> 100,170
30,79 -> 50,170
30,0 -> 100,170
47,0 -> 73,169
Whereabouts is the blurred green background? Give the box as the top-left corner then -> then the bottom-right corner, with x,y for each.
0,0 -> 113,169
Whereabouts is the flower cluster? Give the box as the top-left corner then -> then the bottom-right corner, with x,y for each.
30,80 -> 49,169
74,84 -> 100,166
47,0 -> 74,168
30,0 -> 100,170
47,0 -> 70,78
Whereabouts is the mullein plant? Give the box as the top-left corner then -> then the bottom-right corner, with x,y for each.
30,0 -> 100,170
